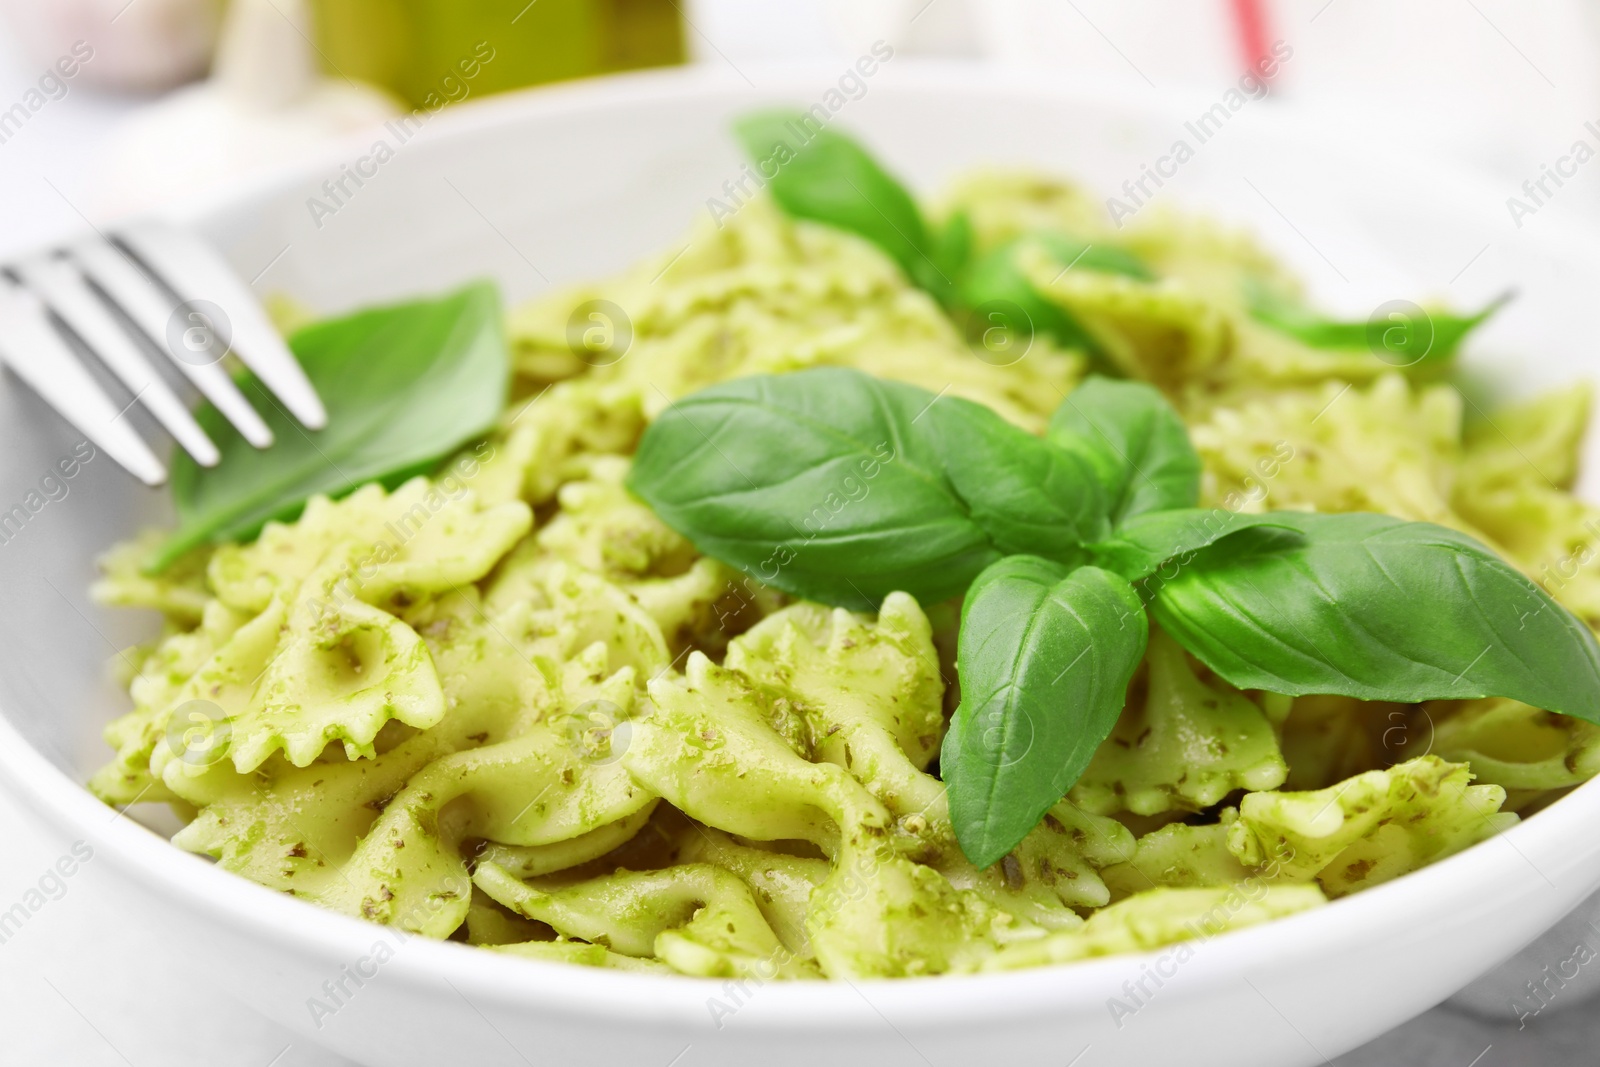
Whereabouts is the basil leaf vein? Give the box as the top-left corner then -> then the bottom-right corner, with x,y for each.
1090,508 -> 1310,581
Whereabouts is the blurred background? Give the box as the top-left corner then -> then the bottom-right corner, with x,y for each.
4,1 -> 1600,1064
2,0 -> 1600,255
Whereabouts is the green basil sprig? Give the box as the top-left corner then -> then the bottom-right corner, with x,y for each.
151,281 -> 508,571
731,110 -> 1151,350
631,367 -> 1600,867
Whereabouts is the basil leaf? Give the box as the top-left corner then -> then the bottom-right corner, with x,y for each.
629,368 -> 1111,606
151,282 -> 507,571
626,368 -> 1003,610
733,111 -> 949,303
959,238 -> 1088,351
1047,376 -> 1200,524
1090,508 -> 1309,581
942,557 -> 1148,868
1247,283 -> 1510,368
1036,234 -> 1154,283
1150,512 -> 1600,718
926,396 -> 1109,562
929,210 -> 973,283
959,236 -> 1152,353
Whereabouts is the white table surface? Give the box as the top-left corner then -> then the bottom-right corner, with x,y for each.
4,15 -> 1600,1067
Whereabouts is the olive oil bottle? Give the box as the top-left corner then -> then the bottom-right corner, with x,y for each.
309,0 -> 685,109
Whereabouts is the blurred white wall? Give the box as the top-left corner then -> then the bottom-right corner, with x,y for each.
685,0 -> 1600,198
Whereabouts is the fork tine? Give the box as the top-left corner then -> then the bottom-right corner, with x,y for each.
117,222 -> 327,430
0,277 -> 166,486
71,239 -> 275,449
15,256 -> 221,468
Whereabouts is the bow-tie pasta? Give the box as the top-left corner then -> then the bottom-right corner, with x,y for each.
92,169 -> 1583,981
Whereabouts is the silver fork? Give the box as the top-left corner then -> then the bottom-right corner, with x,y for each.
0,221 -> 326,485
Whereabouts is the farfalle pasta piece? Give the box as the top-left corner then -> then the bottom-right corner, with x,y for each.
402,590 -> 555,740
1459,384 -> 1590,492
512,198 -> 1077,432
727,596 -> 1127,920
606,214 -> 951,416
93,478 -> 532,796
207,477 -> 531,615
977,802 -> 1135,916
133,597 -> 298,782
624,653 -> 892,850
1191,373 -> 1467,524
800,796 -> 1123,977
90,599 -> 254,805
493,379 -> 646,505
492,940 -> 674,973
690,591 -> 1087,952
619,647 -> 1049,976
171,728 -> 453,901
1025,251 -> 1230,392
1072,629 -> 1286,816
173,597 -> 663,937
1449,382 -> 1597,621
726,594 -> 946,778
168,591 -> 557,890
502,458 -> 751,650
534,456 -> 698,578
91,530 -> 213,625
310,659 -> 653,938
1427,697 -> 1600,800
490,561 -> 671,679
801,803 -> 1119,974
834,797 -> 1139,927
933,171 -> 1114,253
208,554 -> 448,773
478,802 -> 661,878
978,883 -> 1326,972
626,605 -> 1097,976
805,841 -> 1037,978
1100,819 -> 1254,901
1454,479 -> 1600,628
1226,755 -> 1515,897
676,829 -> 831,958
474,862 -> 814,979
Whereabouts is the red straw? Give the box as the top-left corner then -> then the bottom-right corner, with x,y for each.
1229,0 -> 1276,83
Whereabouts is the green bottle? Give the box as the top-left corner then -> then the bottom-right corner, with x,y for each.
309,0 -> 685,109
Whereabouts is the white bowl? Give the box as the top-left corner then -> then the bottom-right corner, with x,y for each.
3,64 -> 1599,1067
